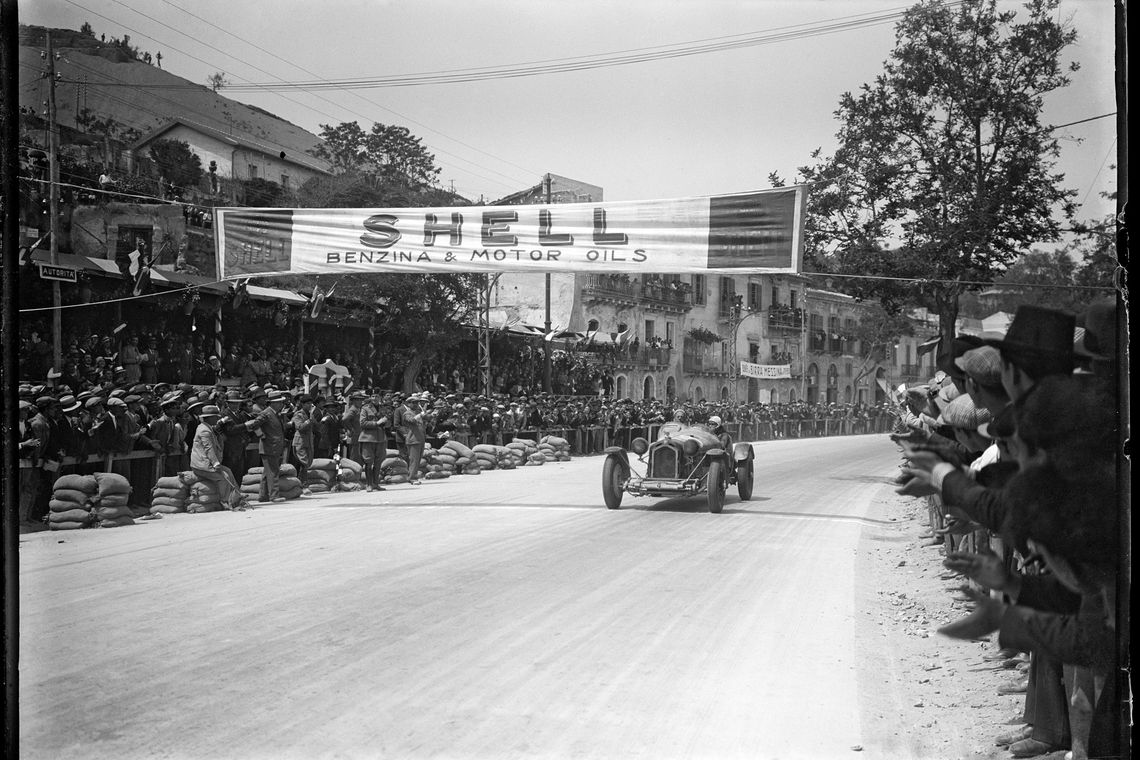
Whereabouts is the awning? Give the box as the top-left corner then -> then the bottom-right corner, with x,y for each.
28,250 -> 308,305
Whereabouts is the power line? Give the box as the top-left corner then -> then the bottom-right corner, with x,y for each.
803,271 -> 1115,291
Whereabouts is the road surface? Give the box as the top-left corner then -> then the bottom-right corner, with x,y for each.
20,434 -> 923,759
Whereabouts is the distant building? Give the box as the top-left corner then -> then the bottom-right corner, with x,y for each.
487,175 -> 895,404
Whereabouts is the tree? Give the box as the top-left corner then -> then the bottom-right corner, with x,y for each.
207,72 -> 230,92
309,121 -> 441,190
800,0 -> 1080,343
243,177 -> 283,206
149,139 -> 203,194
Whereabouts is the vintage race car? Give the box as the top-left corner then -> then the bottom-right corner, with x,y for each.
601,422 -> 754,513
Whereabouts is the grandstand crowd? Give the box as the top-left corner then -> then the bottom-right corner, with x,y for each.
891,298 -> 1122,760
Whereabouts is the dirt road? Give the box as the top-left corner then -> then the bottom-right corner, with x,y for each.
18,434 -> 1013,759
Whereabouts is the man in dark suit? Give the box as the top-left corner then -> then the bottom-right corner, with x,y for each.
245,391 -> 287,502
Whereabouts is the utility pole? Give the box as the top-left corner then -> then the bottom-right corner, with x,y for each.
46,31 -> 62,372
542,173 -> 553,394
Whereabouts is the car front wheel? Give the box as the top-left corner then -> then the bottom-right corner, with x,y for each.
602,456 -> 627,509
707,460 -> 726,513
736,459 -> 754,501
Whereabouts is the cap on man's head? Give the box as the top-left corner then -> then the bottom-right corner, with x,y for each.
19,400 -> 34,412
85,396 -> 105,409
937,393 -> 991,431
267,392 -> 287,404
708,415 -> 722,426
106,397 -> 127,409
124,395 -> 141,404
35,395 -> 58,410
199,405 -> 222,419
955,346 -> 1003,388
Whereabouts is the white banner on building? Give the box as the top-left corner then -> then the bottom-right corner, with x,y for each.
214,186 -> 807,279
739,361 -> 792,379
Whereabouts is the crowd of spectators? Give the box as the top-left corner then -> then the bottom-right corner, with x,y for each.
890,299 -> 1121,760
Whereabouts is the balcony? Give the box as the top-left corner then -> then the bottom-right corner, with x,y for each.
612,346 -> 672,369
683,353 -> 732,375
767,305 -> 804,331
639,282 -> 692,313
582,274 -> 638,306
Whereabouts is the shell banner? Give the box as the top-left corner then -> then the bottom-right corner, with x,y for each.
214,186 -> 806,279
739,362 -> 793,379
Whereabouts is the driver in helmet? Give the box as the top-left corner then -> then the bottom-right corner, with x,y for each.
707,415 -> 732,450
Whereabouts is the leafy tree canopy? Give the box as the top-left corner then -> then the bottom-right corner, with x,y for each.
310,120 -> 442,190
797,0 -> 1081,340
148,138 -> 202,193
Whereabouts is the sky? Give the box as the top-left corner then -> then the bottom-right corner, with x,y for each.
18,0 -> 1118,228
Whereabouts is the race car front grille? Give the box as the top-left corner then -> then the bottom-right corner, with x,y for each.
649,444 -> 678,479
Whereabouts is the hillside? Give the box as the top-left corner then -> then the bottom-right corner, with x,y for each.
18,24 -> 329,172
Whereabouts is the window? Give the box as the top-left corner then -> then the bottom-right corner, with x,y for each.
749,343 -> 760,362
718,277 -> 735,315
691,274 -> 706,305
665,322 -> 675,346
644,320 -> 656,342
771,285 -> 780,307
790,290 -> 798,309
281,174 -> 290,191
248,164 -> 258,180
748,281 -> 762,310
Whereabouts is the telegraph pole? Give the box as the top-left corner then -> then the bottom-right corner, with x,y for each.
542,173 -> 553,393
46,31 -> 62,372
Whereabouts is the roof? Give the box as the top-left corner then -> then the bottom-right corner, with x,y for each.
131,119 -> 332,175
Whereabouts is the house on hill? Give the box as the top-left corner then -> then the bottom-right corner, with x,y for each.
131,119 -> 332,196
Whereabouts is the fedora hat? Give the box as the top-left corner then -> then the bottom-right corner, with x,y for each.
1074,297 -> 1116,362
982,305 -> 1074,370
199,404 -> 222,419
267,392 -> 288,404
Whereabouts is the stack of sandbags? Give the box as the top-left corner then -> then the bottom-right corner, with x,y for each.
240,467 -> 263,500
503,439 -> 532,468
509,437 -> 546,466
304,458 -> 337,494
440,439 -> 480,475
279,463 -> 303,499
420,445 -> 451,481
431,443 -> 459,477
540,435 -> 573,462
48,473 -> 98,530
471,444 -> 499,472
91,472 -> 135,527
493,444 -> 517,470
380,449 -> 410,485
186,478 -> 223,514
150,474 -> 189,514
337,457 -> 364,491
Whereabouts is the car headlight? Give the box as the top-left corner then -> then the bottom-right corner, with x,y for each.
631,437 -> 649,455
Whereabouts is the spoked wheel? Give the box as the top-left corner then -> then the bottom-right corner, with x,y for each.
736,458 -> 754,501
602,456 -> 628,509
707,459 -> 727,514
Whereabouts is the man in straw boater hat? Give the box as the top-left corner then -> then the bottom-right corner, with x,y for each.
190,405 -> 246,510
245,390 -> 287,503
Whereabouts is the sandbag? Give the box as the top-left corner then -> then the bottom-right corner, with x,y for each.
154,476 -> 184,490
49,520 -> 88,530
442,440 -> 474,458
338,470 -> 359,483
307,483 -> 330,493
49,508 -> 92,524
151,487 -> 188,500
49,498 -> 88,513
241,475 -> 261,486
309,457 -> 337,471
380,456 -> 408,470
339,481 -> 363,492
186,503 -> 221,514
178,470 -> 200,485
149,503 -> 183,514
95,505 -> 134,521
94,472 -> 132,496
97,515 -> 135,528
304,469 -> 333,484
541,435 -> 569,448
149,497 -> 185,510
246,467 -> 264,476
52,488 -> 92,505
383,474 -> 408,484
53,474 -> 97,494
278,463 -> 298,478
471,444 -> 498,455
49,499 -> 90,514
434,453 -> 457,465
425,471 -> 450,480
190,481 -> 219,496
338,458 -> 362,474
95,493 -> 131,508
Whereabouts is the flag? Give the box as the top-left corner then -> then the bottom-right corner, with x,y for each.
132,260 -> 152,296
544,324 -> 562,342
231,278 -> 250,309
497,308 -> 522,334
614,323 -> 631,347
309,281 -> 338,318
916,334 -> 941,357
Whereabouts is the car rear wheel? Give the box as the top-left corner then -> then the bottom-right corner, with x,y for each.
707,460 -> 726,513
736,459 -> 754,501
602,456 -> 627,509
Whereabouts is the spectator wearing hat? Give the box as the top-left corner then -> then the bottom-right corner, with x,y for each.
291,394 -> 316,485
245,391 -> 287,502
342,391 -> 366,462
23,397 -> 62,523
148,393 -> 185,478
55,394 -> 89,464
217,391 -> 252,483
191,405 -> 244,510
358,393 -> 388,492
983,304 -> 1075,403
314,398 -> 342,460
397,393 -> 427,485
